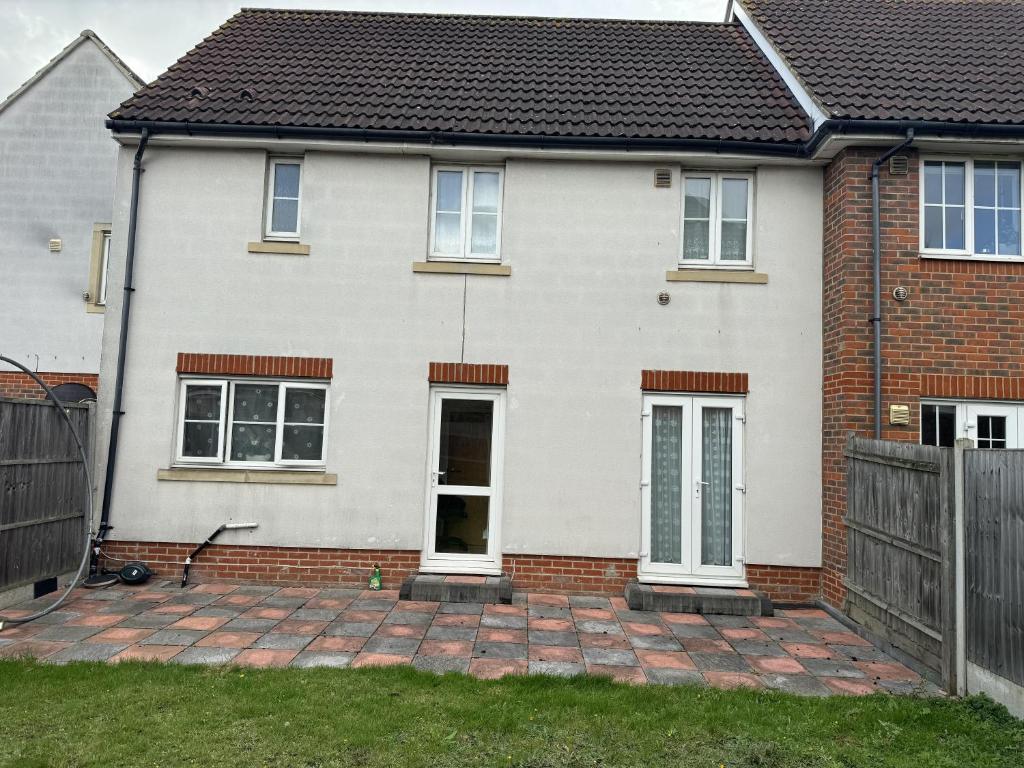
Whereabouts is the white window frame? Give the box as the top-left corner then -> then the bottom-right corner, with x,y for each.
679,171 -> 755,268
98,232 -> 111,305
428,165 -> 504,262
174,377 -> 329,469
264,157 -> 303,241
920,398 -> 1024,448
919,156 -> 1024,262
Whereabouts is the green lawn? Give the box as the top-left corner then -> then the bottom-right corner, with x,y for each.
0,660 -> 1020,767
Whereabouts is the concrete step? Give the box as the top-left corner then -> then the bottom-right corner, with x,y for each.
400,573 -> 512,604
624,579 -> 772,616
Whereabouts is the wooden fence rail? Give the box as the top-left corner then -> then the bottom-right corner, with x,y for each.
0,397 -> 93,593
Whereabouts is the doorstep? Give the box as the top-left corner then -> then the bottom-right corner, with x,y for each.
400,573 -> 513,604
625,580 -> 772,617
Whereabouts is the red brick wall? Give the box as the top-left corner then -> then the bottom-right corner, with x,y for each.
822,147 -> 1024,606
428,362 -> 508,385
640,370 -> 748,394
101,540 -> 818,602
176,353 -> 332,378
0,372 -> 99,400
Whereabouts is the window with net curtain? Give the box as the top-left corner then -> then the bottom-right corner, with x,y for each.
430,166 -> 503,260
681,172 -> 753,267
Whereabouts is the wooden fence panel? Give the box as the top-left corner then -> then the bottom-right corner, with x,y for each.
964,449 -> 1024,688
0,398 -> 92,592
844,436 -> 956,689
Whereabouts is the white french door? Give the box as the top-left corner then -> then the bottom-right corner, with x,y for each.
640,394 -> 745,585
420,387 -> 505,574
964,403 -> 1021,449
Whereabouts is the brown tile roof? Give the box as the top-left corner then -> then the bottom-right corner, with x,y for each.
109,9 -> 810,144
742,0 -> 1024,125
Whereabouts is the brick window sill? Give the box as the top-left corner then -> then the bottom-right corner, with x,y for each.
412,261 -> 511,276
246,241 -> 310,256
666,269 -> 768,284
158,467 -> 337,485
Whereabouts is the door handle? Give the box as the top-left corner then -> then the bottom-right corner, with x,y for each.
431,470 -> 446,487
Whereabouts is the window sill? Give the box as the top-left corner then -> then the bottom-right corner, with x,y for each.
85,303 -> 106,314
247,241 -> 310,256
412,261 -> 511,276
666,269 -> 768,284
157,467 -> 336,485
919,252 -> 1024,264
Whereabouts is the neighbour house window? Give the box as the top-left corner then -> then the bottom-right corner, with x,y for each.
680,172 -> 754,267
264,158 -> 302,239
921,159 -> 1022,258
176,378 -> 328,468
429,165 -> 503,260
99,232 -> 111,305
921,403 -> 956,447
86,225 -> 111,311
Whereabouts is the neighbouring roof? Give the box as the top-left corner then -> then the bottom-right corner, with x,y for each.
740,0 -> 1024,125
0,29 -> 145,116
109,9 -> 811,144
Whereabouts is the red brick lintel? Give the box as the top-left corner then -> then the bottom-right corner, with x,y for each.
919,374 -> 1024,401
176,353 -> 332,379
428,362 -> 508,386
641,370 -> 748,394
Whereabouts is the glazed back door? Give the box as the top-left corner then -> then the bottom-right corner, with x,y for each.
964,403 -> 1021,449
421,388 -> 504,574
640,394 -> 744,584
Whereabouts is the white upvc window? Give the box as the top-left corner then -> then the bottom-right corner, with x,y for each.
680,171 -> 754,267
175,378 -> 329,468
264,158 -> 303,240
920,158 -> 1022,260
98,232 -> 111,305
429,165 -> 504,261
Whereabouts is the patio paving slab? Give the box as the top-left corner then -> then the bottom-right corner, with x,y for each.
0,583 -> 930,698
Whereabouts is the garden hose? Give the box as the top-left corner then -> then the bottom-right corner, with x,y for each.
0,354 -> 95,629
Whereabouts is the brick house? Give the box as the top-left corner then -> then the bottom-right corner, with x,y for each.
737,0 -> 1024,605
0,31 -> 143,400
91,2 -> 1022,607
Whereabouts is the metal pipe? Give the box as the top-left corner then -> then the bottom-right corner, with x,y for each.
0,355 -> 94,628
181,522 -> 259,588
96,127 -> 149,571
870,129 -> 914,438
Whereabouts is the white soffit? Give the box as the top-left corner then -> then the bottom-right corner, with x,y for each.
732,1 -> 829,131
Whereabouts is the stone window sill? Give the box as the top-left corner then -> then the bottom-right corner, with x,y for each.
158,467 -> 336,485
85,303 -> 106,314
919,251 -> 1024,264
247,241 -> 310,256
412,261 -> 511,276
666,269 -> 768,284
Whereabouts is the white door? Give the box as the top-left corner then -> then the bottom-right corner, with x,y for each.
640,394 -> 745,585
421,388 -> 504,574
964,403 -> 1021,449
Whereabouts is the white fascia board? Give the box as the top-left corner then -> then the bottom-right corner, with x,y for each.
732,1 -> 830,131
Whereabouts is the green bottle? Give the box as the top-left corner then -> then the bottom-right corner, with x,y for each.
368,563 -> 382,591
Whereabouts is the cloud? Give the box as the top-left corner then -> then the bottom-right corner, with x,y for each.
0,0 -> 727,99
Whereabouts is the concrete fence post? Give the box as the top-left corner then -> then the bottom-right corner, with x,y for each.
953,437 -> 971,697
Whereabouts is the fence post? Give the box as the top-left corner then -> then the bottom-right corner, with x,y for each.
954,437 -> 971,697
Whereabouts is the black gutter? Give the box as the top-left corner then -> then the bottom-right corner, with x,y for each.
95,127 -> 149,572
105,119 -> 807,158
869,129 -> 915,439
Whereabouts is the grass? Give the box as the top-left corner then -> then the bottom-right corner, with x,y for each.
0,660 -> 1020,767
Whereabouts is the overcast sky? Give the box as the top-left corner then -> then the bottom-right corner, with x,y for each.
0,0 -> 727,98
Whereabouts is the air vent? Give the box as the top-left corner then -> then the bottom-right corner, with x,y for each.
48,238 -> 62,252
654,168 -> 672,188
889,155 -> 909,175
889,404 -> 911,426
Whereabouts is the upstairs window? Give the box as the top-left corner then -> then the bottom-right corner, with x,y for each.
176,378 -> 328,468
680,172 -> 753,267
429,166 -> 503,261
265,158 -> 302,239
921,159 -> 1021,259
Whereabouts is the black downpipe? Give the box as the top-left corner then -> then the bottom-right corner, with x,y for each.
95,128 -> 150,572
870,129 -> 914,439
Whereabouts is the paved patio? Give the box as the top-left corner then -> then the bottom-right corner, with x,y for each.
0,580 -> 940,696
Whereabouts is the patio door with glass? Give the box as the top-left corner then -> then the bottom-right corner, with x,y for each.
640,394 -> 745,585
421,388 -> 504,574
964,403 -> 1021,448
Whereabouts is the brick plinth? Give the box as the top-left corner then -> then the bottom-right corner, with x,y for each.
822,146 -> 1024,608
0,371 -> 99,400
101,540 -> 818,602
